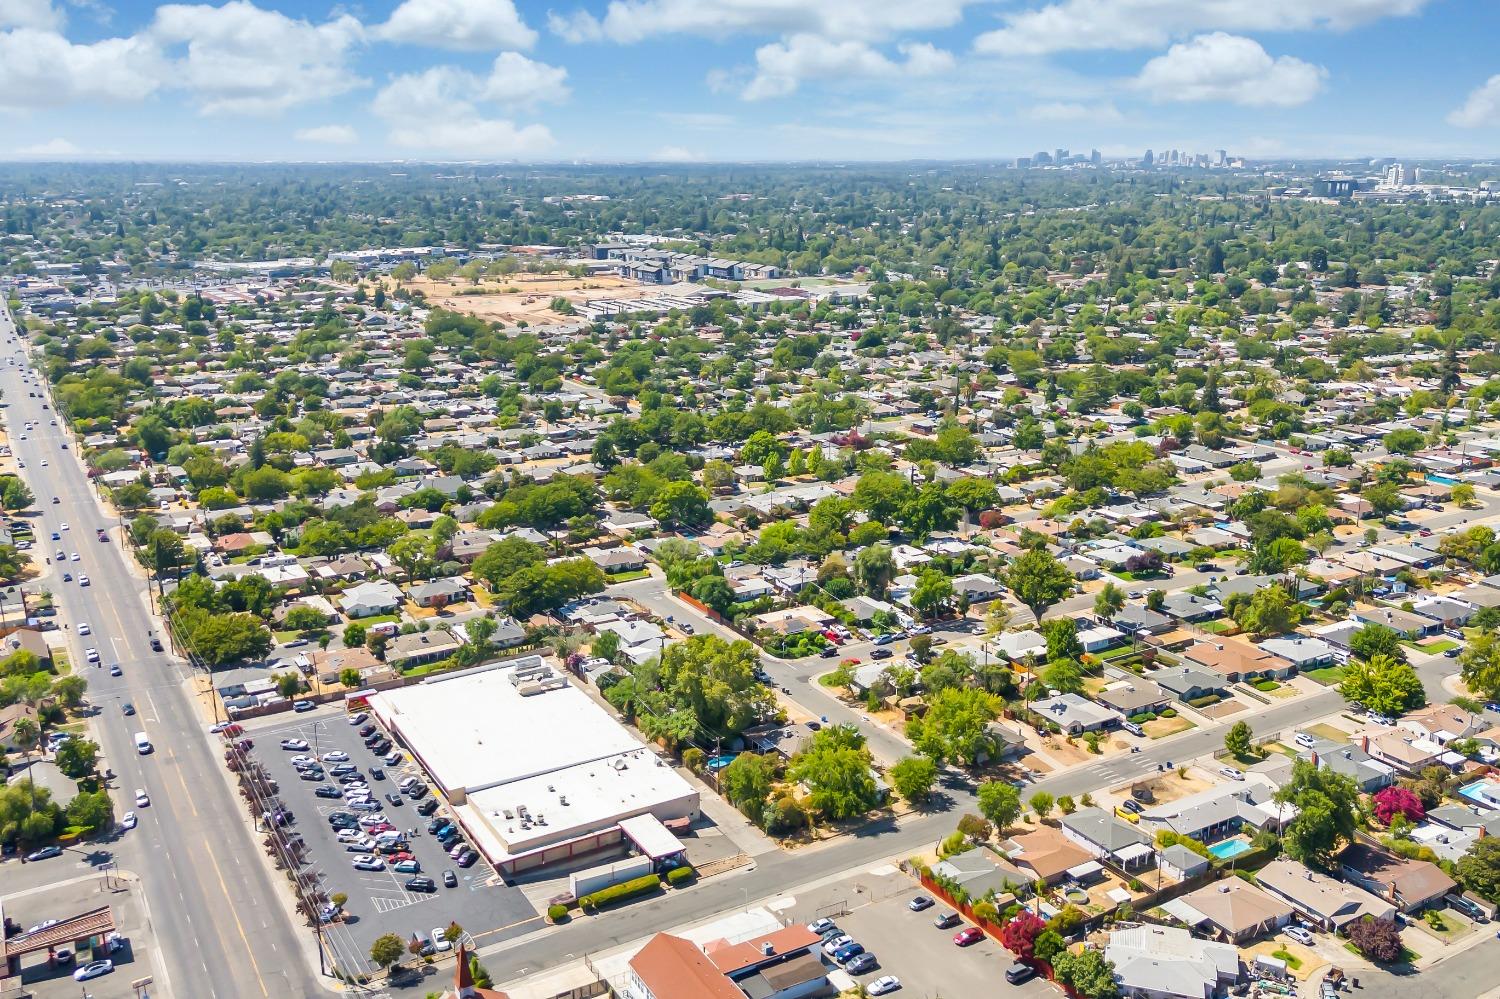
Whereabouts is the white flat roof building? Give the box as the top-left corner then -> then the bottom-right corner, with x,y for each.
369,657 -> 698,872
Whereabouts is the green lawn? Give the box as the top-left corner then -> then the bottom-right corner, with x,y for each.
1197,619 -> 1235,634
1096,644 -> 1141,661
606,568 -> 651,583
1405,638 -> 1459,654
1344,941 -> 1419,964
1304,664 -> 1347,686
1270,949 -> 1303,970
353,614 -> 400,627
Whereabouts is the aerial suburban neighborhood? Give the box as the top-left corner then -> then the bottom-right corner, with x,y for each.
3,17 -> 1500,997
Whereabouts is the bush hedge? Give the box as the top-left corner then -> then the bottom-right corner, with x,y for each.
1128,711 -> 1158,724
579,874 -> 662,911
1186,694 -> 1221,708
546,903 -> 570,922
1253,679 -> 1279,692
666,866 -> 695,886
1160,707 -> 1178,718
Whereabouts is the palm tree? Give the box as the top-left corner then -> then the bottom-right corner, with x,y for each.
1093,582 -> 1126,623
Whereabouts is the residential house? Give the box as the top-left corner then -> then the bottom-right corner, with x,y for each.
1182,639 -> 1294,682
1111,605 -> 1172,635
951,573 -> 1004,603
623,933 -> 744,999
1094,678 -> 1170,717
1255,858 -> 1395,932
0,702 -> 40,752
585,546 -> 647,574
1155,666 -> 1227,703
1140,786 -> 1259,844
1398,704 -> 1484,746
1256,636 -> 1336,671
1300,740 -> 1395,793
1002,825 -> 1095,886
384,630 -> 463,670
991,629 -> 1048,663
0,628 -> 51,669
408,577 -> 470,609
1351,605 -> 1440,639
1159,593 -> 1223,624
931,846 -> 1030,900
1061,807 -> 1156,870
1169,878 -> 1295,943
1157,844 -> 1211,883
1031,692 -> 1123,735
339,579 -> 404,618
1105,924 -> 1240,999
1337,843 -> 1456,914
1362,730 -> 1447,776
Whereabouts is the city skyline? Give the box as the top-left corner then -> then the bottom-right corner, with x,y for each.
0,0 -> 1497,163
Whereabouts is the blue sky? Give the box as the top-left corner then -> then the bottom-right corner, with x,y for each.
1,0 -> 1497,162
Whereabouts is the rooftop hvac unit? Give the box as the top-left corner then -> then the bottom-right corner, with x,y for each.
613,758 -> 628,771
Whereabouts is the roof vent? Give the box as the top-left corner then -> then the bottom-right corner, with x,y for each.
761,942 -> 775,956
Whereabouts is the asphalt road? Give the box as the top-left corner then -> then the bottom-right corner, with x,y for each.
0,304 -> 323,998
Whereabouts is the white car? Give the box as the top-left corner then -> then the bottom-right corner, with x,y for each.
134,789 -> 150,807
78,622 -> 91,635
1219,766 -> 1245,781
69,552 -> 79,561
60,523 -> 68,531
290,755 -> 316,766
431,927 -> 453,952
335,828 -> 368,843
39,459 -> 46,466
85,648 -> 100,663
351,855 -> 385,871
120,812 -> 137,830
1294,733 -> 1316,749
356,813 -> 389,828
279,738 -> 309,751
868,977 -> 902,996
321,750 -> 350,763
1285,926 -> 1316,946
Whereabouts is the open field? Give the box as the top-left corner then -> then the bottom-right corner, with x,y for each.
407,273 -> 652,325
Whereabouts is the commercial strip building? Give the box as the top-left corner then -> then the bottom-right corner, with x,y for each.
368,656 -> 698,876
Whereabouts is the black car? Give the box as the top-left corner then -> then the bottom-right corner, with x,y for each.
416,798 -> 439,816
1120,798 -> 1144,814
326,810 -> 355,824
122,702 -> 135,716
405,877 -> 437,893
149,637 -> 163,651
404,783 -> 428,799
427,817 -> 453,834
299,770 -> 324,782
362,733 -> 383,747
369,740 -> 392,755
369,767 -> 385,781
359,724 -> 376,737
385,793 -> 403,806
315,785 -> 343,799
442,869 -> 458,887
337,773 -> 366,785
871,648 -> 893,659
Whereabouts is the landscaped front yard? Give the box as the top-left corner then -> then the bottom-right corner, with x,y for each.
1143,715 -> 1196,739
1304,664 -> 1347,686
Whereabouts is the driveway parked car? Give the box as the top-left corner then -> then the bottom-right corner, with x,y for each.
952,927 -> 984,946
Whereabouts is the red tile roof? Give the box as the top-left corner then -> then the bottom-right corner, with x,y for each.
630,934 -> 743,999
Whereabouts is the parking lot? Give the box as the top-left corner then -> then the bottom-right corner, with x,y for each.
243,707 -> 538,966
783,866 -> 1057,999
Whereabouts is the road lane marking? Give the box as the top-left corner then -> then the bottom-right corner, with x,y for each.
204,843 -> 273,998
169,758 -> 200,818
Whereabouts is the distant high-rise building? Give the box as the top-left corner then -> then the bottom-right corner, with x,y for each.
1090,149 -> 1101,165
1015,156 -> 1032,169
1142,149 -> 1154,166
1214,149 -> 1227,167
1055,148 -> 1068,164
1033,151 -> 1052,165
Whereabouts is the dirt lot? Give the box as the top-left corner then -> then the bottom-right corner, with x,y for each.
1115,767 -> 1217,805
408,273 -> 652,325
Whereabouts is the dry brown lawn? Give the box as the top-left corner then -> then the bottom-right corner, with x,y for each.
407,273 -> 652,325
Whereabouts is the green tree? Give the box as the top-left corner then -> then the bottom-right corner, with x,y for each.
889,755 -> 939,803
977,780 -> 1022,831
471,537 -> 546,590
370,933 -> 405,971
54,738 -> 98,778
1275,759 -> 1359,870
1224,720 -> 1253,760
1349,623 -> 1407,664
1003,549 -> 1074,624
51,674 -> 88,709
341,621 -> 366,649
852,543 -> 895,597
1052,948 -> 1118,999
649,481 -> 712,528
1340,653 -> 1426,716
1455,836 -> 1500,903
910,570 -> 954,620
787,726 -> 878,820
1459,632 -> 1500,700
905,687 -> 1002,765
1029,791 -> 1055,820
1093,581 -> 1126,622
719,752 -> 778,819
65,790 -> 113,832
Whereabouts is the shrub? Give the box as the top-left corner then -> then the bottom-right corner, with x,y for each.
682,747 -> 706,773
1187,694 -> 1221,708
578,874 -> 661,911
1253,679 -> 1279,692
546,903 -> 569,922
1347,915 -> 1404,963
1128,712 -> 1157,724
1160,707 -> 1178,718
666,865 -> 695,886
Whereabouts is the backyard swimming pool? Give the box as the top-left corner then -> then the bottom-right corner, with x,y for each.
1207,838 -> 1252,860
1459,778 -> 1500,808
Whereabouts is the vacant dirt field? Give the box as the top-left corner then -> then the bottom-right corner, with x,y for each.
407,273 -> 653,324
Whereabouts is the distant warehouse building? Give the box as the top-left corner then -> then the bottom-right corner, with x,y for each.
368,657 -> 699,876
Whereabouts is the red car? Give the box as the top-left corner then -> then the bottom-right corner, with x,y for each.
365,822 -> 395,835
952,927 -> 984,947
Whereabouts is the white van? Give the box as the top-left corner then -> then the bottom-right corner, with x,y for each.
134,731 -> 153,755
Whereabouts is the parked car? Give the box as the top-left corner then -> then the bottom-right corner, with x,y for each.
74,960 -> 114,982
833,943 -> 866,965
405,876 -> 436,892
431,928 -> 453,953
846,952 -> 878,974
1285,926 -> 1315,946
443,869 -> 458,888
952,927 -> 984,946
456,849 -> 478,867
907,895 -> 934,911
808,918 -> 837,935
868,976 -> 902,995
1219,766 -> 1245,781
933,911 -> 960,929
822,935 -> 854,956
351,855 -> 384,871
315,786 -> 343,799
293,700 -> 315,712
393,859 -> 421,874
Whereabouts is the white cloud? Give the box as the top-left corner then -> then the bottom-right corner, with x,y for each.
150,1 -> 365,115
482,51 -> 570,106
742,33 -> 955,100
0,27 -> 164,110
0,0 -> 63,30
377,0 -> 535,51
1134,33 -> 1325,107
550,0 -> 975,44
295,124 -> 358,144
1448,74 -> 1500,128
372,54 -> 566,157
1026,101 -> 1122,122
17,137 -> 80,155
975,0 -> 1430,56
652,145 -> 702,161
